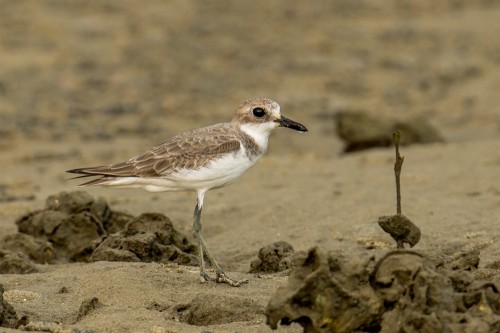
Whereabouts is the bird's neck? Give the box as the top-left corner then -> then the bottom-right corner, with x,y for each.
237,123 -> 271,158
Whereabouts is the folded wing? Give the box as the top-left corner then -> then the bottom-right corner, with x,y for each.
67,124 -> 241,185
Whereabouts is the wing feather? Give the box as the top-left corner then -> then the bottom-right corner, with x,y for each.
67,123 -> 242,179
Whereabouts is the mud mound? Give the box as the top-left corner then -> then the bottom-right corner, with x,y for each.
0,284 -> 21,329
266,248 -> 500,333
90,212 -> 198,266
378,214 -> 421,248
173,293 -> 263,326
249,241 -> 296,273
75,297 -> 102,323
1,191 -> 197,271
0,250 -> 38,274
335,111 -> 443,153
1,233 -> 55,264
14,191 -> 132,262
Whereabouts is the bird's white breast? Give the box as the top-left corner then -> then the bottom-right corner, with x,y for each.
167,147 -> 258,191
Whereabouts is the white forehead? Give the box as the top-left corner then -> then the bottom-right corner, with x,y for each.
268,101 -> 281,117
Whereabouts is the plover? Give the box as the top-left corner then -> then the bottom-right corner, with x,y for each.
67,97 -> 307,286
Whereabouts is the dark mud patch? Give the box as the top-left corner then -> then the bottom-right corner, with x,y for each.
20,321 -> 98,333
1,191 -> 197,272
90,212 -> 198,266
75,297 -> 102,323
0,183 -> 35,203
14,191 -> 131,262
249,241 -> 296,273
378,213 -> 421,248
1,233 -> 55,264
266,248 -> 500,333
444,248 -> 481,271
0,284 -> 23,329
335,111 -> 443,153
173,293 -> 263,326
0,250 -> 38,274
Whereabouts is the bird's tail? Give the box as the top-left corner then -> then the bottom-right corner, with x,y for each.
66,167 -> 115,186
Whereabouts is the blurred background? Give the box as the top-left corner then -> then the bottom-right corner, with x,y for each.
1,0 -> 500,201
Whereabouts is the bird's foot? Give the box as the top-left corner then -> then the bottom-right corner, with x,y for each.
215,272 -> 249,287
199,269 -> 248,287
199,270 -> 215,283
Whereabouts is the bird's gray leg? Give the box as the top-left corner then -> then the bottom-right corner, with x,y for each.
192,192 -> 248,287
192,202 -> 211,283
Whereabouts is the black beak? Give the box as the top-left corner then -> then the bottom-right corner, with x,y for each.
275,115 -> 308,132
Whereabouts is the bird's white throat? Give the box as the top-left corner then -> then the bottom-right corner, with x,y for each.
238,122 -> 276,151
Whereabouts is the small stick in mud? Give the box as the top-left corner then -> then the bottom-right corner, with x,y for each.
393,131 -> 404,214
378,131 -> 421,248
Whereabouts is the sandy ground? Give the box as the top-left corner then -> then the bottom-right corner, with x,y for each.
1,1 -> 500,332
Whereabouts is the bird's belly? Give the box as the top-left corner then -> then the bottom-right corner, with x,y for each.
112,152 -> 259,192
167,153 -> 258,190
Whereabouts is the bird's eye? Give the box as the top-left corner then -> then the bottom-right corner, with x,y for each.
252,107 -> 266,118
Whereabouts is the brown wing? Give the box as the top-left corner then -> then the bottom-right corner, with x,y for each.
67,123 -> 241,178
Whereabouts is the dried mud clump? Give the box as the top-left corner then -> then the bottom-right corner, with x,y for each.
0,250 -> 38,274
172,293 -> 263,326
250,241 -> 296,273
444,248 -> 480,271
335,111 -> 443,153
75,297 -> 102,323
1,191 -> 198,271
1,233 -> 55,264
267,247 -> 382,333
266,248 -> 500,333
90,212 -> 198,266
378,214 -> 421,248
0,284 -> 20,329
14,191 -> 132,262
